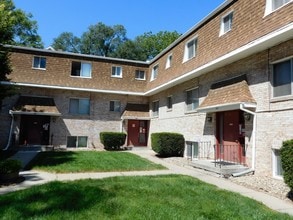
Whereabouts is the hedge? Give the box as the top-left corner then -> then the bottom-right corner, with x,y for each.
151,132 -> 185,157
100,132 -> 126,150
280,139 -> 293,190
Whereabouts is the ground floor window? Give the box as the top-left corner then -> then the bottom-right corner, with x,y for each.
272,149 -> 284,178
67,136 -> 88,148
186,141 -> 199,159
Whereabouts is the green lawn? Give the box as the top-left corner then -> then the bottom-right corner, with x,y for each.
0,175 -> 291,219
25,151 -> 165,173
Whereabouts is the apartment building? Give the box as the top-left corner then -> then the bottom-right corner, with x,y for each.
0,0 -> 292,177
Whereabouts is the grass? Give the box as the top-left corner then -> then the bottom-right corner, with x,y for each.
0,175 -> 292,219
25,151 -> 165,173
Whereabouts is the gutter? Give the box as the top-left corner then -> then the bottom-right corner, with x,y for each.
240,103 -> 257,171
3,110 -> 14,151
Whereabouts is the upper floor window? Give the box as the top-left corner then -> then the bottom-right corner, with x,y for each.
166,54 -> 172,69
151,64 -> 159,81
33,56 -> 46,69
71,61 -> 92,78
112,66 -> 122,78
110,100 -> 121,112
183,38 -> 197,62
265,0 -> 291,15
152,100 -> 159,117
272,58 -> 292,97
69,98 -> 90,115
135,70 -> 146,80
220,12 -> 233,36
186,88 -> 199,112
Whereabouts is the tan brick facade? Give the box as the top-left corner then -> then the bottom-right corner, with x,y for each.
1,0 -> 293,177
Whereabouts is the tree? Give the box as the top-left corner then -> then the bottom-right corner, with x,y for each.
0,0 -> 43,48
80,22 -> 127,57
52,32 -> 81,53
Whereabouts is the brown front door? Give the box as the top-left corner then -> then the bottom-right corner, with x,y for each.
20,115 -> 50,145
127,120 -> 148,146
216,110 -> 245,164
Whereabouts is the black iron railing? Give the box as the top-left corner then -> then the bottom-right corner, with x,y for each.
214,144 -> 247,167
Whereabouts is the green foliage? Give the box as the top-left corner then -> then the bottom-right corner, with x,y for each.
100,132 -> 127,150
151,132 -> 185,157
52,32 -> 81,53
280,140 -> 293,190
25,151 -> 165,173
0,0 -> 43,47
0,159 -> 21,174
0,175 -> 290,219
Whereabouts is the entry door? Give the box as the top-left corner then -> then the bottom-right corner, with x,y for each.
127,120 -> 148,146
20,115 -> 50,145
216,110 -> 245,163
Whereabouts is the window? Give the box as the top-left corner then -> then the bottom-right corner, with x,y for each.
166,54 -> 172,69
273,59 -> 292,97
71,61 -> 91,77
112,66 -> 122,78
183,38 -> 197,62
151,65 -> 159,81
167,96 -> 173,110
110,100 -> 121,112
33,56 -> 46,69
186,88 -> 199,111
220,12 -> 233,36
69,98 -> 90,115
152,101 -> 159,117
265,0 -> 291,15
273,149 -> 284,178
186,141 -> 199,159
67,136 -> 88,148
135,70 -> 146,80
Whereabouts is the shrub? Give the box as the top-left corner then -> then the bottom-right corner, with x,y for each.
151,132 -> 185,157
280,139 -> 293,190
100,132 -> 127,150
0,159 -> 22,174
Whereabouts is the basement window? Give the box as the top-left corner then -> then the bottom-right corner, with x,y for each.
67,136 -> 88,148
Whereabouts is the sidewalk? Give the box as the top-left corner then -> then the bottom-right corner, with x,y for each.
1,148 -> 293,216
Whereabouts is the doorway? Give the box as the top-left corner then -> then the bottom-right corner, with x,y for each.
216,110 -> 245,164
127,120 -> 148,146
19,115 -> 50,145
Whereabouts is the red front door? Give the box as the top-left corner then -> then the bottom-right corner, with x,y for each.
216,110 -> 245,164
127,120 -> 148,146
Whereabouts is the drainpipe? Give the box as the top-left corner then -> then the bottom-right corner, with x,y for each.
3,110 -> 14,151
240,103 -> 257,171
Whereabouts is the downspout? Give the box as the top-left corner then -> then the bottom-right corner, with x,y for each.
3,110 -> 14,151
240,103 -> 257,171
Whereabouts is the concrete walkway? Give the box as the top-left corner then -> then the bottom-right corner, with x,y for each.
1,148 -> 293,216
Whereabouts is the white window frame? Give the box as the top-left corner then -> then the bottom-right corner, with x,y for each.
32,56 -> 46,70
135,70 -> 146,80
152,100 -> 159,117
183,37 -> 198,62
71,61 -> 92,78
69,98 -> 90,115
265,0 -> 292,16
272,149 -> 284,179
109,100 -> 121,112
272,58 -> 293,98
220,11 -> 233,36
151,64 -> 159,81
67,136 -> 88,148
112,66 -> 123,78
186,87 -> 199,112
165,53 -> 173,69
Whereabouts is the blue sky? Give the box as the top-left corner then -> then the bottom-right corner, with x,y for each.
14,0 -> 225,48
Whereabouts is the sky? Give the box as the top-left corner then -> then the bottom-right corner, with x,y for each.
13,0 -> 225,48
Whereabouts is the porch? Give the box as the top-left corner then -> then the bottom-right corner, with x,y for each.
186,142 -> 250,175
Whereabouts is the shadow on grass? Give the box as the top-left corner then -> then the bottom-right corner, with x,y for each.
0,181 -> 114,219
24,151 -> 77,170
